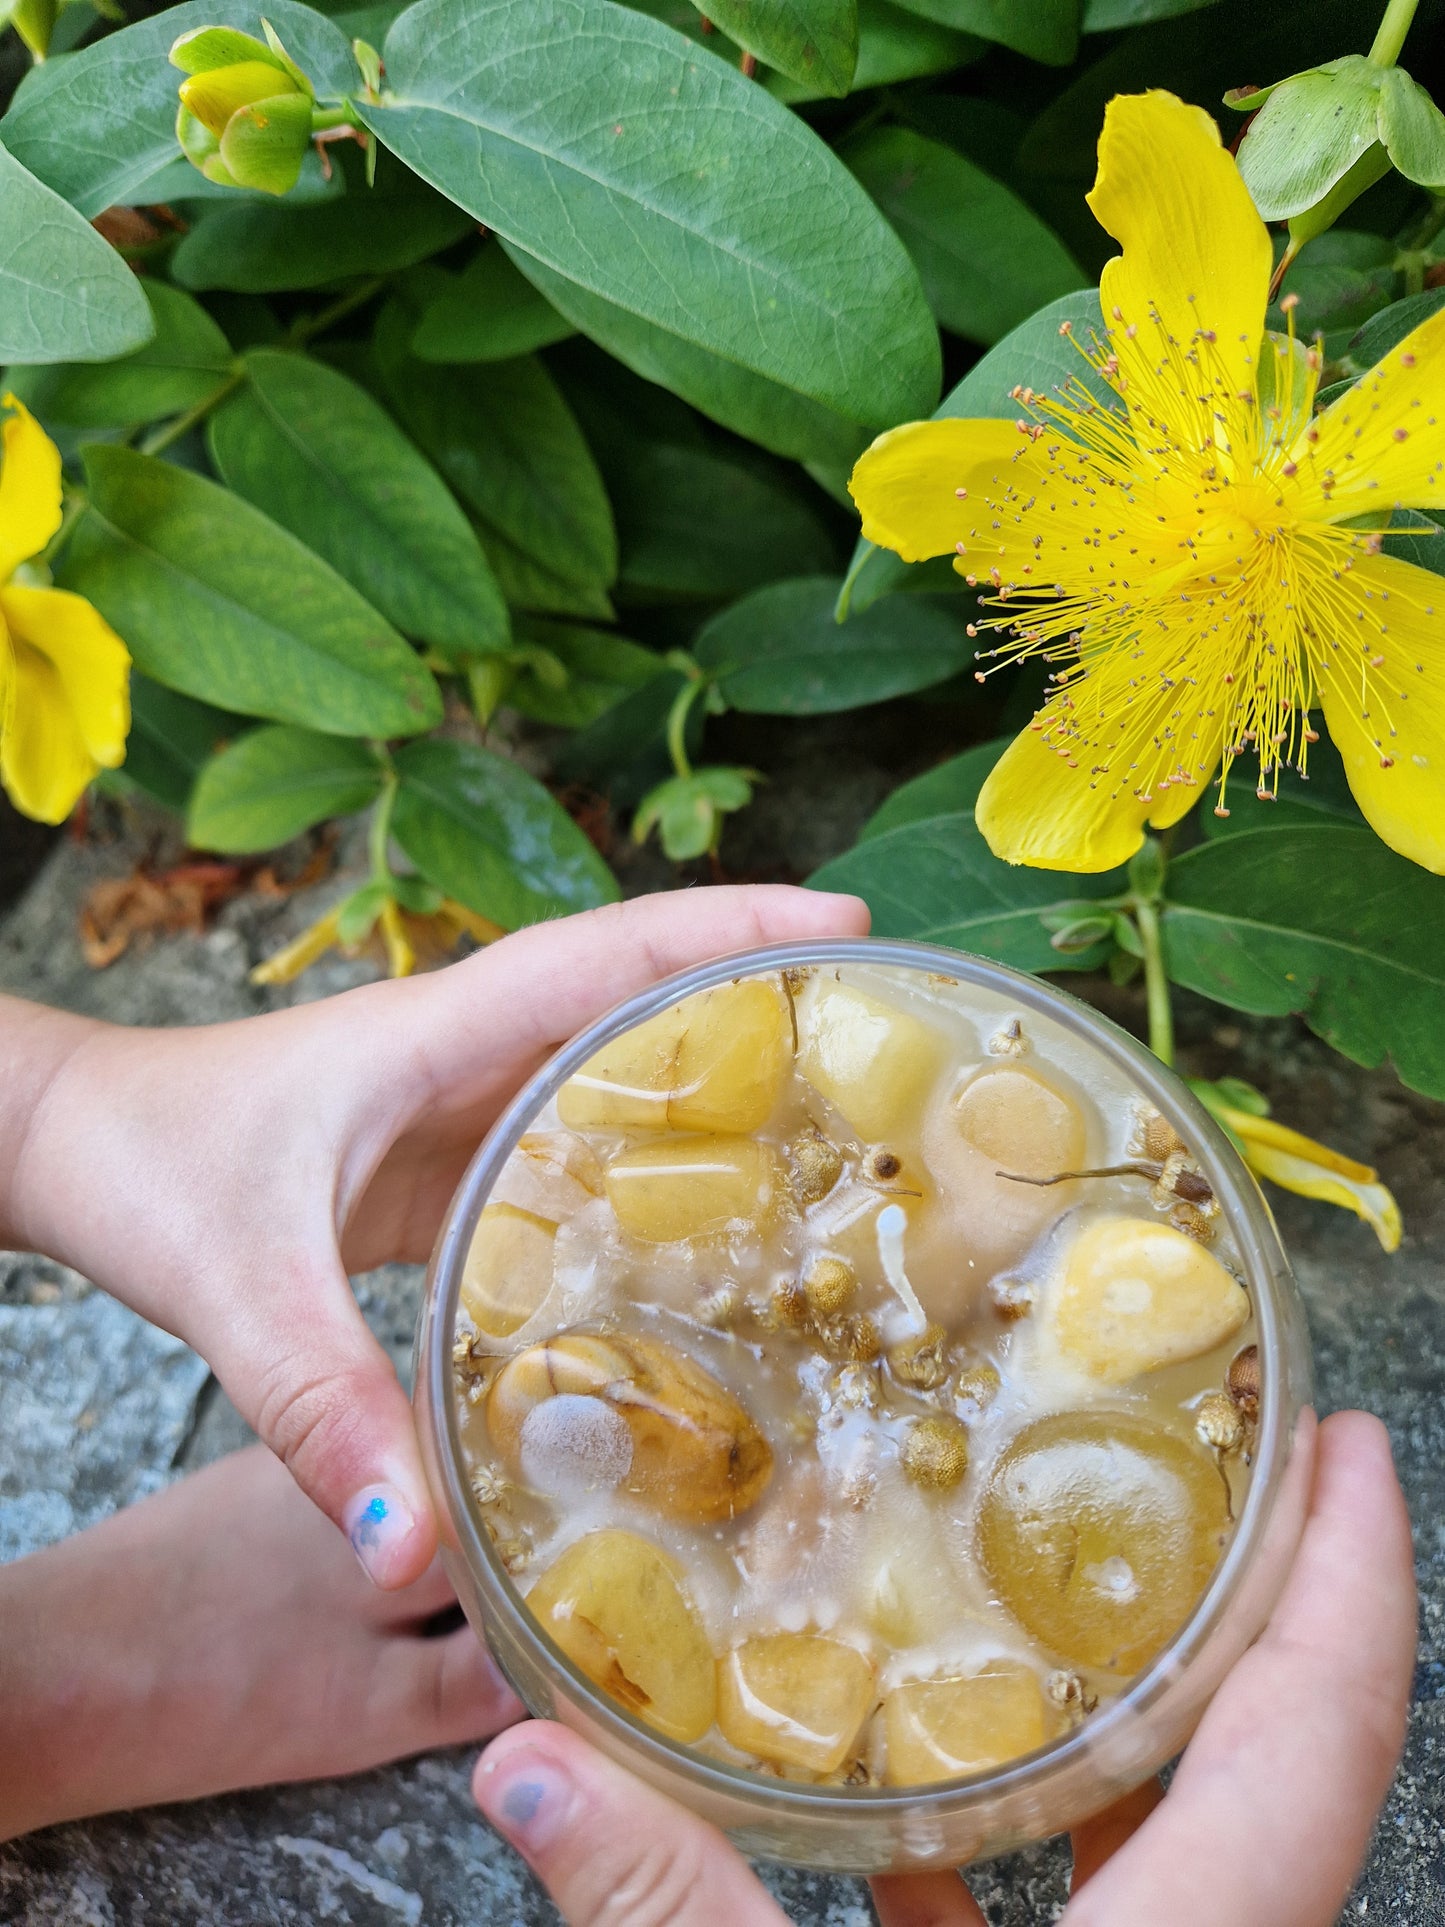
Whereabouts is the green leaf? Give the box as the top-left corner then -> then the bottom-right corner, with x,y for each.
357,0 -> 939,432
501,242 -> 870,469
0,138 -> 154,364
840,287 -> 1108,617
634,764 -> 755,859
560,350 -> 838,601
810,807 -> 1124,970
375,315 -> 618,614
1378,66 -> 1445,190
6,281 -> 230,428
695,576 -> 972,712
207,348 -> 509,660
845,127 -> 1085,346
885,0 -> 1076,64
701,0 -> 858,94
1345,287 -> 1445,371
1162,823 -> 1445,1100
170,167 -> 473,293
1082,0 -> 1220,24
60,446 -> 442,738
188,724 -> 383,852
0,0 -> 355,216
1382,507 -> 1445,577
505,621 -> 666,728
553,665 -> 689,789
771,0 -> 982,97
860,735 -> 1006,838
410,248 -> 575,365
391,737 -> 619,926
1200,734 -> 1363,840
121,674 -> 244,811
1234,58 -> 1382,222
126,145 -> 343,206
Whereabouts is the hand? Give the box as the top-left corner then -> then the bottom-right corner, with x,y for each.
3,884 -> 869,1587
471,1411 -> 1416,1927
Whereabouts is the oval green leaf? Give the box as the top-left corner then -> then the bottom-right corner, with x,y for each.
189,724 -> 384,852
357,0 -> 939,431
391,737 -> 619,927
411,247 -> 576,364
208,348 -> 509,660
0,138 -> 154,364
695,575 -> 973,712
121,674 -> 247,812
6,281 -> 231,426
702,0 -> 858,94
884,0 -> 1076,63
60,445 -> 442,738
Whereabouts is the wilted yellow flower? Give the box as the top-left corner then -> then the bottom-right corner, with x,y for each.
250,892 -> 503,985
1193,1079 -> 1401,1252
0,396 -> 130,824
850,90 -> 1445,873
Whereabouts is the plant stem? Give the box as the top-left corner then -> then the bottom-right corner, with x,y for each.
138,367 -> 245,456
664,675 -> 707,779
1369,0 -> 1418,65
288,275 -> 384,347
1134,899 -> 1175,1067
369,769 -> 399,883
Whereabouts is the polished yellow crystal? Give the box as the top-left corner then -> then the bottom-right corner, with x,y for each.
526,1528 -> 717,1742
1050,1215 -> 1249,1383
557,979 -> 791,1134
796,978 -> 946,1141
604,1136 -> 788,1243
716,1633 -> 875,1773
460,1203 -> 556,1337
883,1662 -> 1051,1785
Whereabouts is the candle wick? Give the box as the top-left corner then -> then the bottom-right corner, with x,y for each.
876,1204 -> 929,1340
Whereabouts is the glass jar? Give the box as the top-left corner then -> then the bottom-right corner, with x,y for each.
414,938 -> 1313,1875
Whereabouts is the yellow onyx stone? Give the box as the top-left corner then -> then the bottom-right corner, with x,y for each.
717,1633 -> 876,1774
604,1136 -> 787,1243
795,977 -> 946,1142
1050,1215 -> 1249,1384
527,1529 -> 717,1743
979,1412 -> 1231,1674
882,1662 -> 1052,1785
460,1203 -> 556,1337
557,979 -> 791,1135
487,1331 -> 772,1522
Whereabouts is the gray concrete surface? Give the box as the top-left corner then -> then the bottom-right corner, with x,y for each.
0,773 -> 1440,1924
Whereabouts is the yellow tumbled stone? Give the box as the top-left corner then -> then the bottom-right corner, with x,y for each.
1050,1216 -> 1249,1383
883,1662 -> 1051,1785
717,1633 -> 875,1773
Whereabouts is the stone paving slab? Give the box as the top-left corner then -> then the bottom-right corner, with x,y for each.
0,810 -> 1442,1925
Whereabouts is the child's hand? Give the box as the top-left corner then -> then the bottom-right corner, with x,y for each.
471,1411 -> 1416,1927
3,884 -> 868,1587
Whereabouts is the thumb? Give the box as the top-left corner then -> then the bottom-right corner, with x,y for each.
474,1722 -> 791,1927
193,1254 -> 437,1590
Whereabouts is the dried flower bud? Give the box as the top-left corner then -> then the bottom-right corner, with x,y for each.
1227,1343 -> 1261,1421
789,1127 -> 844,1208
866,1148 -> 903,1184
815,1313 -> 882,1362
1196,1390 -> 1246,1454
1136,1105 -> 1185,1164
1169,1200 -> 1214,1243
988,1017 -> 1029,1056
989,1275 -> 1035,1320
954,1363 -> 1001,1420
772,1279 -> 810,1329
804,1255 -> 856,1317
887,1323 -> 951,1390
901,1414 -> 969,1489
1046,1670 -> 1097,1722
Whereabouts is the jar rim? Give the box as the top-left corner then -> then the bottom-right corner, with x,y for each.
420,935 -> 1302,1816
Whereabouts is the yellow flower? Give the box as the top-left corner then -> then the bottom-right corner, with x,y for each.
849,91 -> 1445,873
1191,1079 -> 1401,1252
0,396 -> 130,824
250,894 -> 504,985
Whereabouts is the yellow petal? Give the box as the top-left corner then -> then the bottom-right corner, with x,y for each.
1087,93 -> 1271,468
178,60 -> 300,139
0,584 -> 130,766
1,637 -> 102,823
1312,548 -> 1445,872
975,607 -> 1228,874
848,418 -> 1037,562
379,898 -> 416,978
249,907 -> 343,985
0,394 -> 63,584
1226,1112 -> 1401,1253
1292,303 -> 1445,520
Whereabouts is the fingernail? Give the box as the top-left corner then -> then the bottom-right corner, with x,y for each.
476,1749 -> 574,1854
344,1482 -> 418,1588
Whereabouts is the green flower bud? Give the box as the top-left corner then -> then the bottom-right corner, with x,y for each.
6,0 -> 57,60
633,766 -> 758,862
169,19 -> 317,196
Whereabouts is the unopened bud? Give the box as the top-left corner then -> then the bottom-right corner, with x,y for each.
170,22 -> 316,196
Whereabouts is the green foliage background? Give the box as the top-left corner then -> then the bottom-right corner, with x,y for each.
2,0 -> 1444,1094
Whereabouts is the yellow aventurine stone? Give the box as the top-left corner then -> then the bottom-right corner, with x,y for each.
604,1136 -> 788,1243
716,1633 -> 876,1773
460,1203 -> 556,1337
796,978 -> 945,1141
883,1662 -> 1050,1785
1050,1215 -> 1249,1383
557,979 -> 792,1134
979,1411 -> 1230,1674
953,1067 -> 1085,1178
527,1528 -> 717,1743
